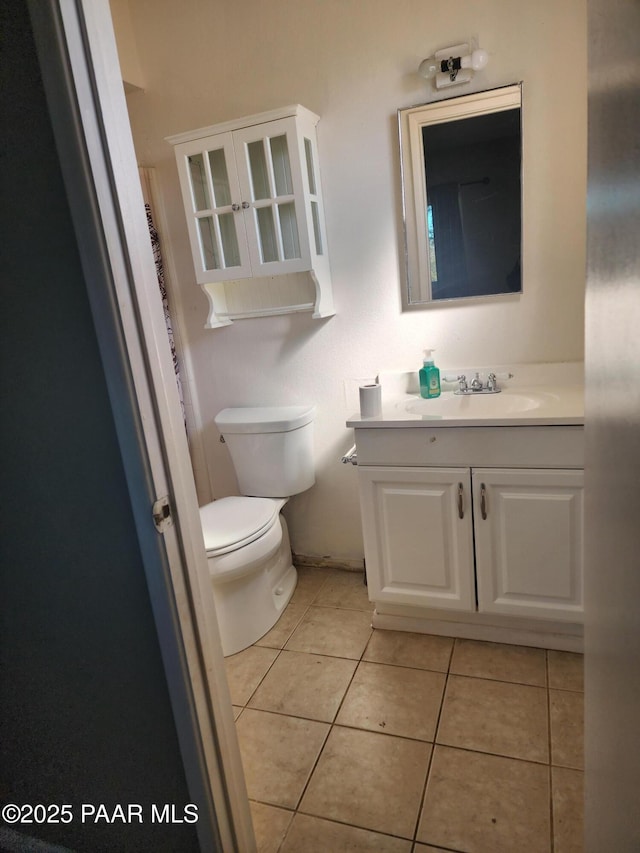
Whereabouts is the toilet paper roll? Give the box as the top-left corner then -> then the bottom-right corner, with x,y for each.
359,383 -> 382,418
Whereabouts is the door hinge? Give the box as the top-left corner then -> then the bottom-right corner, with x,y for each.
152,496 -> 173,533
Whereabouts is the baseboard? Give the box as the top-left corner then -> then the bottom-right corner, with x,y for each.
371,610 -> 583,652
292,553 -> 365,573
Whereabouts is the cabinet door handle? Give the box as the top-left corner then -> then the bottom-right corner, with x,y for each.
480,483 -> 488,520
241,201 -> 250,209
457,483 -> 464,519
231,203 -> 240,211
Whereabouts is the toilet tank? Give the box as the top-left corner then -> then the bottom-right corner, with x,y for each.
215,406 -> 316,498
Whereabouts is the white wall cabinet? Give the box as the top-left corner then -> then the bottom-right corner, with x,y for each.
168,105 -> 334,328
358,454 -> 584,625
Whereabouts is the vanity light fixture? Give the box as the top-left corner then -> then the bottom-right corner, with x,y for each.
418,42 -> 489,89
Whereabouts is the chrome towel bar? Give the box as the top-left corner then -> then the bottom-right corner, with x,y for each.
341,444 -> 358,465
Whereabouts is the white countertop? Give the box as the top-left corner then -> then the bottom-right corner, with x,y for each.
346,363 -> 585,429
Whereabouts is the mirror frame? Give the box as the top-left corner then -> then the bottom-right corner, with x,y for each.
398,83 -> 523,306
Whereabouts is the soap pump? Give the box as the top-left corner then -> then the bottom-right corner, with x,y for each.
419,349 -> 441,399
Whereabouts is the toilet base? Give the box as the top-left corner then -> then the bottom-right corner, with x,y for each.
210,515 -> 297,657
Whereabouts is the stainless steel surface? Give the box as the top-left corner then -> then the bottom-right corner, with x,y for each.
585,0 -> 640,847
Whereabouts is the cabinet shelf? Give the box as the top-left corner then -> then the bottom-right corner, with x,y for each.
167,105 -> 334,328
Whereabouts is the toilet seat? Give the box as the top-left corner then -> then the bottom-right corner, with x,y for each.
199,496 -> 285,556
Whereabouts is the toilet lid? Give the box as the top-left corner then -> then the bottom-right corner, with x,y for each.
199,496 -> 280,555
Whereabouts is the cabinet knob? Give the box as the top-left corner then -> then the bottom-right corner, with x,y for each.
241,201 -> 250,209
231,203 -> 240,211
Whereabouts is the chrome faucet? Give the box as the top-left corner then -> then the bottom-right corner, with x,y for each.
470,372 -> 483,392
444,370 -> 512,395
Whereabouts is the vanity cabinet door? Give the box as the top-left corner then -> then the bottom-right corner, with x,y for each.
358,466 -> 475,611
473,468 -> 584,622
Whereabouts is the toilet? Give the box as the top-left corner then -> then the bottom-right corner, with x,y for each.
199,405 -> 315,656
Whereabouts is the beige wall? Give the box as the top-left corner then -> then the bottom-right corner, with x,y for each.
109,0 -> 145,90
115,0 -> 587,561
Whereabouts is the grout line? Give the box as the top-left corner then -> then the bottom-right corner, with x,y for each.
544,645 -> 549,689
408,740 -> 556,767
331,643 -> 368,722
293,806 -> 417,843
283,593 -> 350,810
289,715 -> 332,815
443,669 -> 549,689
412,843 -> 464,853
290,620 -> 374,811
546,684 -> 584,694
328,719 -> 437,747
411,634 -> 456,843
356,657 -> 449,678
311,602 -> 376,613
241,647 -> 284,709
301,602 -> 375,617
547,649 -> 556,853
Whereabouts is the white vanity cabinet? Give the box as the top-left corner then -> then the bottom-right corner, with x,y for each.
167,105 -> 333,327
353,424 -> 585,646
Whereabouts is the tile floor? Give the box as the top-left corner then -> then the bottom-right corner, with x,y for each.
225,567 -> 584,853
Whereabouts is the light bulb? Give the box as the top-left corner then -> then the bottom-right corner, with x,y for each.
461,48 -> 489,71
418,57 -> 438,80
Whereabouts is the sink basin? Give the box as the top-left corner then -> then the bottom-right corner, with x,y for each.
402,389 -> 563,419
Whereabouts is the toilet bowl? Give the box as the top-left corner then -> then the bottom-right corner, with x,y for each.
199,405 -> 315,656
200,495 -> 297,656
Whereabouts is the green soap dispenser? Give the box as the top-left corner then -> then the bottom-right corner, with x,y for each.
419,348 -> 441,399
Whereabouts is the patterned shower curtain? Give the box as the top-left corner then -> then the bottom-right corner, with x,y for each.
139,168 -> 186,428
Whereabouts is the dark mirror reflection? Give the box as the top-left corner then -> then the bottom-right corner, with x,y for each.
422,108 -> 521,301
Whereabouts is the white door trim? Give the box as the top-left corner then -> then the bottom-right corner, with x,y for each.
30,1 -> 255,850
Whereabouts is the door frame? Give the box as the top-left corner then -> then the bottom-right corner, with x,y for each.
27,2 -> 255,850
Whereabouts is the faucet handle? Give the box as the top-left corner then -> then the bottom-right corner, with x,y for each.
486,372 -> 498,391
442,374 -> 469,393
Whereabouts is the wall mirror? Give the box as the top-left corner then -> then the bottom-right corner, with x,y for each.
399,84 -> 522,305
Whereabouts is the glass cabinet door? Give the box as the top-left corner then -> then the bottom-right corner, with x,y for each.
178,133 -> 252,281
234,119 -> 309,274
